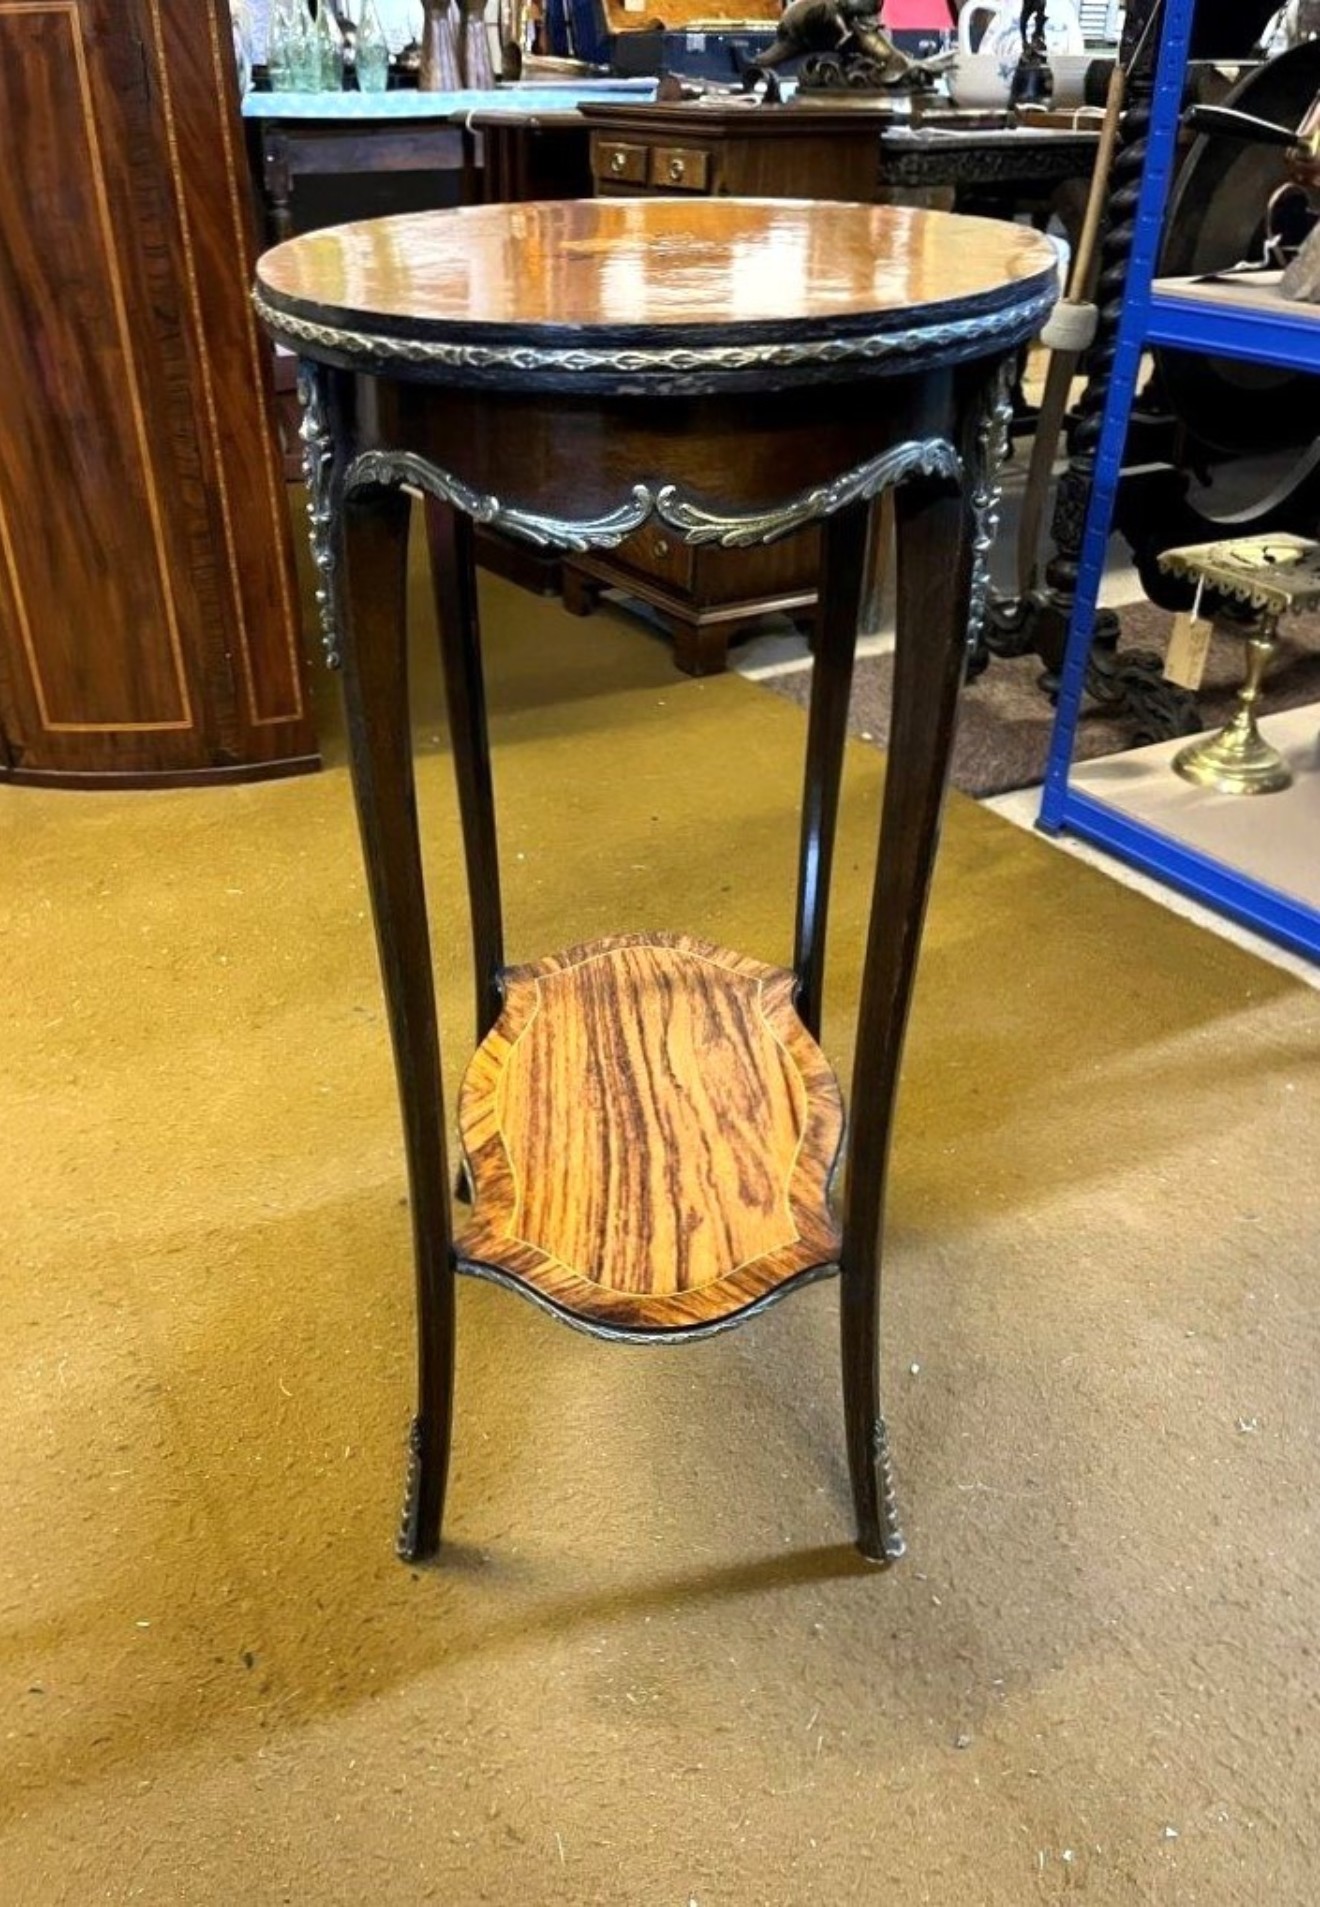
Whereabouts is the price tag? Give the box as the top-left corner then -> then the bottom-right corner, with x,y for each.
1163,577 -> 1213,691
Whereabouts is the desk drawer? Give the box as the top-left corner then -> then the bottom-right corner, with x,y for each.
611,525 -> 696,591
592,136 -> 649,187
649,145 -> 712,193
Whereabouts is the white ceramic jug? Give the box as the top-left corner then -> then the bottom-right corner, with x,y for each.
958,0 -> 1085,73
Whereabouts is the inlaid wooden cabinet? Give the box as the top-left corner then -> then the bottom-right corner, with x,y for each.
0,0 -> 315,785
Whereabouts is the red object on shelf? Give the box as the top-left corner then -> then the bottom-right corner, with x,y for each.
882,0 -> 955,26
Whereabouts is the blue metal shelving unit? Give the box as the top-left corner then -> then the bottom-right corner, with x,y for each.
1037,0 -> 1320,962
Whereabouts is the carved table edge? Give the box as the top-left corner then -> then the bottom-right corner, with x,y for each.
252,280 -> 1058,385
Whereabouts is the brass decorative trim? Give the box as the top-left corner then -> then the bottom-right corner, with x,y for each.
253,282 -> 1057,380
657,441 -> 962,548
343,440 -> 963,555
397,1415 -> 426,1562
1158,534 -> 1320,618
966,360 -> 1016,659
347,450 -> 654,551
296,364 -> 342,668
873,1415 -> 906,1563
455,1252 -> 844,1345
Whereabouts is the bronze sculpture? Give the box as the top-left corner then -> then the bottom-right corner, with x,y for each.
1010,0 -> 1053,107
749,0 -> 951,90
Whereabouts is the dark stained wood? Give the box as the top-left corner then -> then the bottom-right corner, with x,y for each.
585,104 -> 883,205
561,526 -> 819,676
0,0 -> 313,785
839,438 -> 979,1565
475,117 -> 597,205
256,198 -> 1059,341
424,497 -> 505,1043
576,113 -> 880,665
366,376 -> 960,524
793,500 -> 872,1040
255,120 -> 472,244
338,474 -> 455,1563
458,935 -> 844,1333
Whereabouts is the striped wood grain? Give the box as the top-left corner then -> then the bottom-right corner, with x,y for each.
457,934 -> 844,1334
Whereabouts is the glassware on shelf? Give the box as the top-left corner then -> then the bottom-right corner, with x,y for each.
270,0 -> 318,91
355,0 -> 392,90
313,1 -> 345,90
266,0 -> 294,88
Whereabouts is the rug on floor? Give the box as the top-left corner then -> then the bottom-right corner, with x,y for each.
757,601 -> 1320,799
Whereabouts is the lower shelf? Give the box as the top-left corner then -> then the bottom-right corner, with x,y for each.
1050,705 -> 1320,960
1067,705 -> 1320,913
457,933 -> 843,1337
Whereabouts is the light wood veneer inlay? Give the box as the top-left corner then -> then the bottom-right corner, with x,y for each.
458,934 -> 844,1333
257,197 -> 1059,337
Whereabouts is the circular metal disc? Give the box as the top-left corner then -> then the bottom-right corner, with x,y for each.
1157,42 -> 1320,455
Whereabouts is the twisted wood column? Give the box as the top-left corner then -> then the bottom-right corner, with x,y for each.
985,0 -> 1198,736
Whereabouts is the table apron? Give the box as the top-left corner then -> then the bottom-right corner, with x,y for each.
344,373 -> 969,535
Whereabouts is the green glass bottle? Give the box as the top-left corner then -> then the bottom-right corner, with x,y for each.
355,0 -> 391,92
313,1 -> 344,91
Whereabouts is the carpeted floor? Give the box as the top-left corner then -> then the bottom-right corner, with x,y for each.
4,548 -> 1320,1903
760,603 -> 1320,798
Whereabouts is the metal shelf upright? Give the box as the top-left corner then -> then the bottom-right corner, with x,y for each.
1037,0 -> 1320,961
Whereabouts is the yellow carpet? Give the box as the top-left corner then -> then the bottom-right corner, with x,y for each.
3,549 -> 1318,1903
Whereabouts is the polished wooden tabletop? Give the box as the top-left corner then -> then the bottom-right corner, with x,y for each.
256,198 -> 1058,339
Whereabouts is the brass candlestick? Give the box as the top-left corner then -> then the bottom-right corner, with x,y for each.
1173,612 -> 1291,795
1159,533 -> 1320,796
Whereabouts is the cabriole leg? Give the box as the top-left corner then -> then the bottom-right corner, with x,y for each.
338,481 -> 456,1563
840,470 -> 973,1564
793,499 -> 871,1041
425,496 -> 505,1044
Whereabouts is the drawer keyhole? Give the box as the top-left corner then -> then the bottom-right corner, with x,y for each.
668,158 -> 686,183
610,150 -> 627,174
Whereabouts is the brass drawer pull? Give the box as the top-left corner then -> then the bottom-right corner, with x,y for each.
653,535 -> 672,558
649,145 -> 710,192
596,139 -> 648,185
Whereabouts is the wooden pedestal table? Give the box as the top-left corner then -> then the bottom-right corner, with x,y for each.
254,198 -> 1056,1563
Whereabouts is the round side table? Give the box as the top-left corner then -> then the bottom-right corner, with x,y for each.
255,198 -> 1057,1565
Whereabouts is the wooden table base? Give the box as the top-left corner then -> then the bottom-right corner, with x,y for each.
255,197 -> 1058,1568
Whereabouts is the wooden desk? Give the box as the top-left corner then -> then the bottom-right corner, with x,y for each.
254,197 -> 1056,1563
242,83 -> 656,240
876,122 -> 1101,195
576,97 -> 1100,207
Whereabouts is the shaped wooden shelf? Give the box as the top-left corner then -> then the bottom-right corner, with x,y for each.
457,934 -> 844,1337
